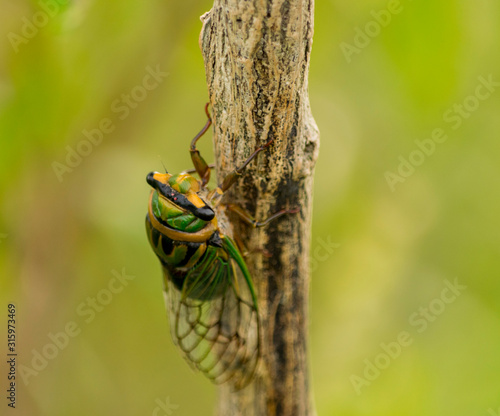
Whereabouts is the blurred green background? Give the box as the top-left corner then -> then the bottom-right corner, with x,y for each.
1,0 -> 500,415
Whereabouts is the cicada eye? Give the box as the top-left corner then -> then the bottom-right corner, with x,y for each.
147,172 -> 173,189
193,206 -> 215,221
146,172 -> 156,187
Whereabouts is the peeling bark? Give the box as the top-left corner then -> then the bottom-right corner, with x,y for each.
199,1 -> 319,415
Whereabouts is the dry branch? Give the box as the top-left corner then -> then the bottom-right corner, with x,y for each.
199,1 -> 319,414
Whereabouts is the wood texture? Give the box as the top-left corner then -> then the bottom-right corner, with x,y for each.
199,1 -> 319,414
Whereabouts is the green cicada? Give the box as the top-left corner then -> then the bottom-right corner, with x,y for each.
145,105 -> 295,389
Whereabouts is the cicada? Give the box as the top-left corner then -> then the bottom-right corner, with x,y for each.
145,104 -> 295,389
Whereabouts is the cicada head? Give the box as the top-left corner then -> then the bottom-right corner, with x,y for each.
146,172 -> 215,221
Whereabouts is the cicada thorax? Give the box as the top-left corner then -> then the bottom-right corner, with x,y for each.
146,172 -> 231,301
150,190 -> 208,233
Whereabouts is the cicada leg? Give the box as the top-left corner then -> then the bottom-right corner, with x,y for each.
227,204 -> 298,257
226,203 -> 299,228
234,234 -> 272,258
181,164 -> 216,175
233,234 -> 251,257
207,138 -> 275,207
189,103 -> 212,187
219,138 -> 274,193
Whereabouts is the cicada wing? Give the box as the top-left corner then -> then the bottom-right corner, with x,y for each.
161,240 -> 261,390
218,236 -> 261,389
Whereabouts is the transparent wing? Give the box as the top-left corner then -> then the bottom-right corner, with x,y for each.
162,243 -> 260,390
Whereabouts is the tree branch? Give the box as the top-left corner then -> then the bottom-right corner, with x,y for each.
200,1 -> 319,414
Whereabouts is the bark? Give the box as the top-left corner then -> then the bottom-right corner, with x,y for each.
199,1 -> 319,415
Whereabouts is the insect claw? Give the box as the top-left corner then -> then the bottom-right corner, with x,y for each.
255,138 -> 274,152
263,138 -> 274,148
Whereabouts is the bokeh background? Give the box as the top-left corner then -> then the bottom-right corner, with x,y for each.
1,0 -> 500,415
